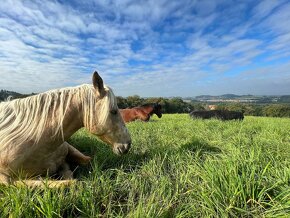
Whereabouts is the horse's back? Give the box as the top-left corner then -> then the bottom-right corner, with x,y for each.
120,109 -> 137,122
120,108 -> 147,122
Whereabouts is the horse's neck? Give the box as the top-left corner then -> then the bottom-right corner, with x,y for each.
42,93 -> 83,142
140,106 -> 154,116
60,97 -> 84,140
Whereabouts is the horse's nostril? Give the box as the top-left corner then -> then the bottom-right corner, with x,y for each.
127,142 -> 131,149
123,148 -> 129,154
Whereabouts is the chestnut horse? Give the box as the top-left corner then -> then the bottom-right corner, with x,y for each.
0,71 -> 131,187
120,103 -> 162,123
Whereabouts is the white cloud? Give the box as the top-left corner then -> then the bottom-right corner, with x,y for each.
252,0 -> 287,20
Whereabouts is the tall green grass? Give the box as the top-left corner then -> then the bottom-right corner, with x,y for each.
1,114 -> 290,217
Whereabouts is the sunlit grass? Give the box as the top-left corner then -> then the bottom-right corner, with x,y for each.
1,114 -> 290,217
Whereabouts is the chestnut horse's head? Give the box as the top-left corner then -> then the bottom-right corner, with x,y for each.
153,103 -> 162,118
83,71 -> 131,155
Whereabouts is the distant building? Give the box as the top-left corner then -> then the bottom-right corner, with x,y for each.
208,105 -> 217,110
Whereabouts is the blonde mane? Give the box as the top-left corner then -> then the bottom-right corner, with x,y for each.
0,84 -> 117,151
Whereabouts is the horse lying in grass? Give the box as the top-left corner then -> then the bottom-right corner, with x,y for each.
190,110 -> 244,121
0,71 -> 131,187
119,103 -> 162,123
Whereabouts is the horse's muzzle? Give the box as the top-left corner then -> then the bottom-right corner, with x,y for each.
113,141 -> 131,155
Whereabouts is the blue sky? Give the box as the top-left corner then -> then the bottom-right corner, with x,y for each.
0,0 -> 290,97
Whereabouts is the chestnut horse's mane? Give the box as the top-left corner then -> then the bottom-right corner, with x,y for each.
0,84 -> 116,151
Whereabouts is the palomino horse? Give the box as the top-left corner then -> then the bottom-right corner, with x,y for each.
120,103 -> 162,123
0,71 -> 131,187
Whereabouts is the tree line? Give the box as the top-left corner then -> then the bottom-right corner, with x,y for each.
215,103 -> 290,118
117,95 -> 206,113
117,95 -> 290,118
0,90 -> 32,101
1,90 -> 289,118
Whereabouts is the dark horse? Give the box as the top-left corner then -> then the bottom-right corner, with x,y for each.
120,103 -> 162,123
190,110 -> 244,121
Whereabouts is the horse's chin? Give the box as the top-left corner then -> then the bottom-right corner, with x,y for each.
113,143 -> 131,155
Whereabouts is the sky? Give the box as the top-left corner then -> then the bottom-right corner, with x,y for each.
0,0 -> 290,97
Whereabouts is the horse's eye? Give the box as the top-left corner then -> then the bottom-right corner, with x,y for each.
110,109 -> 118,115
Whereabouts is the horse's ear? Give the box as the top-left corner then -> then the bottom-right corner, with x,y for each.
92,71 -> 106,97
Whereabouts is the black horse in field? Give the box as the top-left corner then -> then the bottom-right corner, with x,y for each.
190,110 -> 244,121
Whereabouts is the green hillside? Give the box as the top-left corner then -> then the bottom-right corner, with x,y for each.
1,114 -> 290,217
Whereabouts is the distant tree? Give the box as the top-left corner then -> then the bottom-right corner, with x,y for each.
165,97 -> 190,113
0,90 -> 27,101
190,103 -> 206,111
116,96 -> 129,109
262,105 -> 290,117
126,95 -> 144,107
143,97 -> 163,105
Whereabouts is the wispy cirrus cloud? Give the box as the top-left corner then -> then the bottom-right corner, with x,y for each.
0,0 -> 289,96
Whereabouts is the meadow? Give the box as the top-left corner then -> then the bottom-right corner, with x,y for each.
1,114 -> 290,217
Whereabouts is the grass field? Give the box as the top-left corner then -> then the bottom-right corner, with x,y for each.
1,114 -> 290,217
